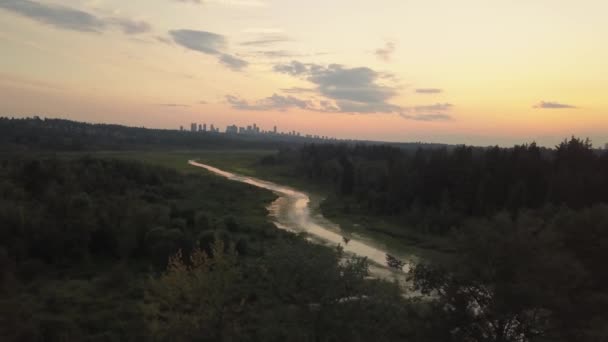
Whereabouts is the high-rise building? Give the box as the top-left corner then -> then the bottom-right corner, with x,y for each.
273,125 -> 277,134
203,123 -> 207,132
190,123 -> 197,132
210,124 -> 215,132
180,126 -> 184,131
226,125 -> 238,134
198,124 -> 202,132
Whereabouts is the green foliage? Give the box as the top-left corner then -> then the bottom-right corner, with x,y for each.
144,241 -> 239,342
410,205 -> 608,342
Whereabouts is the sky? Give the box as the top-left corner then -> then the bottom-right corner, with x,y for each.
1,0 -> 607,146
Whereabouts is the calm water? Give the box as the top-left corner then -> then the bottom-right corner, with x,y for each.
189,161 -> 415,284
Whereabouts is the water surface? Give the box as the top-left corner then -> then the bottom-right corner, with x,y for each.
189,161 -> 414,283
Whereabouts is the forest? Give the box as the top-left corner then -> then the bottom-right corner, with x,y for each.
0,156 -> 435,341
255,137 -> 608,340
263,137 -> 608,234
1,122 -> 607,341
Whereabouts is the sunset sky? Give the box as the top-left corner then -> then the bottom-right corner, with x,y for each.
1,0 -> 607,146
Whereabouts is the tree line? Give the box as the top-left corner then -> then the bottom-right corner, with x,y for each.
264,137 -> 608,234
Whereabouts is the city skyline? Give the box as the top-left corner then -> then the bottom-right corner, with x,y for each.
184,120 -> 335,141
1,0 -> 607,147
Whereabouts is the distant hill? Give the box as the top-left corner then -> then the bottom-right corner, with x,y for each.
0,116 -> 453,152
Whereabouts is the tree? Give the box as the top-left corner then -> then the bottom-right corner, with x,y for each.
144,240 -> 239,342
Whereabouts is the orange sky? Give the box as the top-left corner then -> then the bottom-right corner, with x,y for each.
1,0 -> 607,146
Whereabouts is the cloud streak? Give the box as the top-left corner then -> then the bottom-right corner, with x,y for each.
415,88 -> 442,94
156,103 -> 190,107
169,29 -> 248,71
534,101 -> 577,109
0,0 -> 151,35
226,94 -> 314,111
240,35 -> 290,46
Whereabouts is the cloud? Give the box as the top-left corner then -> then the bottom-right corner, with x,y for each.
280,87 -> 316,94
170,29 -> 226,54
219,53 -> 248,70
157,103 -> 190,107
273,61 -> 399,114
398,103 -> 453,121
400,113 -> 452,121
413,103 -> 453,112
224,60 -> 453,121
169,29 -> 248,71
111,18 -> 152,35
0,0 -> 151,34
226,94 -> 313,111
375,42 -> 396,62
253,50 -> 296,58
415,88 -> 442,94
534,101 -> 577,109
240,35 -> 290,46
273,60 -> 310,76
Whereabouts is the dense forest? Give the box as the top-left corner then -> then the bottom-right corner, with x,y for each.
264,137 -> 608,234
254,138 -> 608,340
0,156 -> 435,341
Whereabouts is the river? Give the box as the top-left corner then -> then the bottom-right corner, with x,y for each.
189,160 -> 415,284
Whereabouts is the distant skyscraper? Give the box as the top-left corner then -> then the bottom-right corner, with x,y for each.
198,124 -> 202,132
226,125 -> 238,134
203,123 -> 207,132
273,125 -> 277,134
190,123 -> 197,132
210,124 -> 215,132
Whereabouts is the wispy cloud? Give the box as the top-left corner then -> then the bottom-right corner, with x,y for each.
400,113 -> 452,121
413,103 -> 453,112
415,88 -> 442,94
240,35 -> 290,46
219,53 -> 248,71
375,42 -> 396,62
533,101 -> 577,109
0,0 -> 151,35
398,103 -> 453,121
169,29 -> 248,71
226,94 -> 314,111
280,87 -> 316,94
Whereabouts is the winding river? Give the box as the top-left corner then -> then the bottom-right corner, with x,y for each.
189,160 -> 414,284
